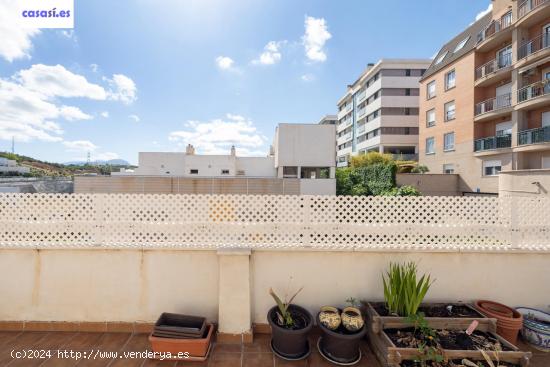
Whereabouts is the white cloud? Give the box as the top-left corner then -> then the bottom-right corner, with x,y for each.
0,0 -> 41,62
90,64 -> 99,73
94,152 -> 119,161
16,64 -> 107,100
216,56 -> 235,70
59,30 -> 77,42
253,41 -> 285,65
168,114 -> 268,156
475,3 -> 493,21
302,16 -> 332,62
59,106 -> 93,121
100,111 -> 109,118
105,74 -> 137,104
63,140 -> 98,152
128,114 -> 140,122
300,74 -> 315,82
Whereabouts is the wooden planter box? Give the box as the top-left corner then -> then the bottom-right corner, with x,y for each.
367,321 -> 531,367
364,302 -> 492,334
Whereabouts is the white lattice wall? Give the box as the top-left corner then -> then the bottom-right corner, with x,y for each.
0,194 -> 548,251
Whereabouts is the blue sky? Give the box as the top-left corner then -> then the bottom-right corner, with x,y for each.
0,0 -> 492,164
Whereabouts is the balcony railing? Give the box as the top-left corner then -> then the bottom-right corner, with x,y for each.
356,107 -> 366,118
518,33 -> 550,60
517,80 -> 550,103
475,93 -> 512,116
474,134 -> 512,152
477,11 -> 513,44
518,0 -> 550,19
356,89 -> 366,102
357,124 -> 366,134
518,125 -> 550,145
391,153 -> 418,161
475,53 -> 512,80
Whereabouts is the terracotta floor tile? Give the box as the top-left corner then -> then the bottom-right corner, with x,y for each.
32,331 -> 77,350
0,332 -> 23,348
39,356 -> 79,367
212,343 -> 242,353
107,357 -> 145,367
122,334 -> 150,352
208,352 -> 241,367
243,334 -> 272,353
242,352 -> 274,367
273,356 -> 307,367
93,333 -> 132,352
0,332 -> 50,366
63,333 -> 105,351
174,359 -> 208,367
141,359 -> 177,366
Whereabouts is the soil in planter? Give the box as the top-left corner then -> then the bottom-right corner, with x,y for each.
372,303 -> 482,318
400,360 -> 519,367
270,309 -> 309,330
386,328 -> 513,352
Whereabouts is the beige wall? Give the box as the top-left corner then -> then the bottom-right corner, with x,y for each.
275,124 -> 336,168
396,173 -> 460,196
499,169 -> 550,196
3,249 -> 547,323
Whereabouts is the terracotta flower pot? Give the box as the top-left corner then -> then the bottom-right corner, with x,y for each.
475,300 -> 523,345
149,323 -> 214,358
341,307 -> 364,332
319,306 -> 341,331
268,304 -> 313,360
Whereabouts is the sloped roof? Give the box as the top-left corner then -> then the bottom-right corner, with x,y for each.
421,12 -> 492,82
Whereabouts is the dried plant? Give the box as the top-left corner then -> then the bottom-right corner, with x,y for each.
269,286 -> 303,328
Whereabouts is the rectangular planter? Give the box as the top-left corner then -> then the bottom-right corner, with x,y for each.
149,323 -> 214,360
365,302 -> 492,334
367,321 -> 531,367
153,313 -> 206,338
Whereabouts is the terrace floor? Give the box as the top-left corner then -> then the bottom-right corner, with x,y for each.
0,329 -> 548,367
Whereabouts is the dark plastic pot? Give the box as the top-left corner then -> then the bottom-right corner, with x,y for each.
317,311 -> 367,364
268,304 -> 313,360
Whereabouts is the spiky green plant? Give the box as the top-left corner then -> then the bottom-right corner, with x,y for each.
382,262 -> 434,317
269,286 -> 303,328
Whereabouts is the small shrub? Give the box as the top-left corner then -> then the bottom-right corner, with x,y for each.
381,185 -> 421,196
411,165 -> 429,174
350,152 -> 394,168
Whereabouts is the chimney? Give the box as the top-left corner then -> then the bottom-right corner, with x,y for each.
185,144 -> 195,155
269,145 -> 275,156
230,145 -> 236,156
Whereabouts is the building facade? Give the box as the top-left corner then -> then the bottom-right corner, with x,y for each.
318,114 -> 337,125
419,0 -> 550,194
335,59 -> 432,167
0,157 -> 30,175
93,123 -> 337,195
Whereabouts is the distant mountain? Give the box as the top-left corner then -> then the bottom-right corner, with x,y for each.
64,159 -> 131,166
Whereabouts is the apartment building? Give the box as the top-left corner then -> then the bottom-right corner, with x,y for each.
419,0 -> 550,194
318,114 -> 337,125
335,59 -> 432,167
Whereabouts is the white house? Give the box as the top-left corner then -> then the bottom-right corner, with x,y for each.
112,123 -> 336,195
0,157 -> 30,175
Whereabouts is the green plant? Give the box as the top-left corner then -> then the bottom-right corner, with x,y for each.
407,313 -> 445,366
411,164 -> 430,174
269,286 -> 304,328
381,185 -> 421,196
346,297 -> 359,308
382,262 -> 434,317
350,151 -> 394,168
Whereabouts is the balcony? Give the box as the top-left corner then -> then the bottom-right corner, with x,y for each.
476,11 -> 513,51
474,134 -> 512,152
474,93 -> 512,121
337,131 -> 352,145
357,124 -> 366,135
356,89 -> 366,103
518,125 -> 550,145
517,80 -> 550,109
356,106 -> 366,119
518,0 -> 550,27
475,54 -> 513,86
337,103 -> 353,120
518,33 -> 550,67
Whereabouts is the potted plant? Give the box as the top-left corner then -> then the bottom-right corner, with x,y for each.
317,297 -> 367,365
268,286 -> 313,360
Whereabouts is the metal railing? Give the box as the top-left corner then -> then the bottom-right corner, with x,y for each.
477,11 -> 513,44
518,126 -> 550,145
357,125 -> 366,134
356,107 -> 366,118
518,33 -> 550,60
356,90 -> 366,102
474,134 -> 512,152
391,153 -> 418,161
518,0 -> 550,19
517,80 -> 550,103
475,93 -> 512,116
475,53 -> 512,80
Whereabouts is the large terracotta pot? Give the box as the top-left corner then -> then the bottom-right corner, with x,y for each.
268,304 -> 313,360
475,300 -> 523,345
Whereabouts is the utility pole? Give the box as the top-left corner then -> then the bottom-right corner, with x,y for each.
86,151 -> 91,165
11,136 -> 14,154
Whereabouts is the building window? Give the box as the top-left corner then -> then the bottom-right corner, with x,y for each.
434,50 -> 448,65
405,69 -> 411,76
404,108 -> 410,115
405,88 -> 411,96
283,166 -> 298,178
236,170 -> 245,175
454,36 -> 470,52
483,160 -> 502,176
445,70 -> 456,90
444,101 -> 456,121
221,169 -> 229,175
426,109 -> 436,127
427,81 -> 436,99
443,164 -> 454,174
190,169 -> 199,174
426,137 -> 435,154
444,132 -> 455,151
